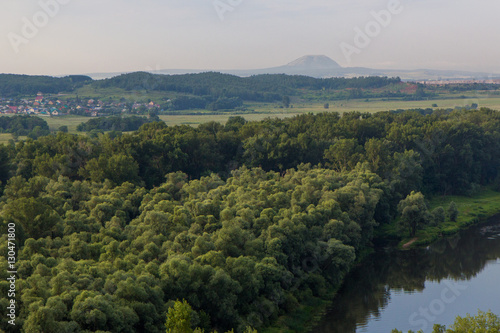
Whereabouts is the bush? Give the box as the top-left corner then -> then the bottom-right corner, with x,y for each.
431,206 -> 445,225
447,201 -> 459,222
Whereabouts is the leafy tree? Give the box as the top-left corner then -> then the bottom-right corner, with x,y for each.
397,191 -> 430,237
450,310 -> 500,332
364,138 -> 390,174
0,144 -> 12,186
165,299 -> 196,333
3,197 -> 61,240
392,310 -> 500,333
225,116 -> 247,132
448,201 -> 459,222
431,206 -> 445,225
282,96 -> 290,108
324,139 -> 362,172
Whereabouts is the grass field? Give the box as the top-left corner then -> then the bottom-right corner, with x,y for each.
0,133 -> 14,145
156,96 -> 500,126
252,96 -> 500,113
43,116 -> 89,132
378,188 -> 500,248
158,112 -> 305,126
0,133 -> 28,145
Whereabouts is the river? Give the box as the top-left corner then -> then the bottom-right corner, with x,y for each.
313,216 -> 500,332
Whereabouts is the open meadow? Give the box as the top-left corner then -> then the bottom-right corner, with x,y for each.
43,115 -> 89,132
159,95 -> 500,126
0,133 -> 13,145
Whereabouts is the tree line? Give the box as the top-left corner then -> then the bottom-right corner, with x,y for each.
76,115 -> 159,132
0,115 -> 50,139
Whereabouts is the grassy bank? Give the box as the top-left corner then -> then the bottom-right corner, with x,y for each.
261,290 -> 336,333
378,188 -> 500,249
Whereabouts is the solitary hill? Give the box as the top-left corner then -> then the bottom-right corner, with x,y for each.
285,55 -> 342,69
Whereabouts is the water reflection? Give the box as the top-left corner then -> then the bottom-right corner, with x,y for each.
314,217 -> 500,333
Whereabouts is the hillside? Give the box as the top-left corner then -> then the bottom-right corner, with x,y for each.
93,72 -> 401,101
0,72 -> 401,100
0,74 -> 92,96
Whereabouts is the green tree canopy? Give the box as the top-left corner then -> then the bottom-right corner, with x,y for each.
397,191 -> 430,237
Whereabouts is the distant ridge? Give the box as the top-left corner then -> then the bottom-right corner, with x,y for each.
83,55 -> 500,81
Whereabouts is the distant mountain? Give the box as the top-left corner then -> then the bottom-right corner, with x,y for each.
215,55 -> 344,77
285,55 -> 341,69
84,55 -> 499,81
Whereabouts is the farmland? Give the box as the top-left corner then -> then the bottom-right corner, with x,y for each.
50,95 -> 500,129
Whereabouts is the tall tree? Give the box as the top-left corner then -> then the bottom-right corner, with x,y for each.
397,191 -> 430,237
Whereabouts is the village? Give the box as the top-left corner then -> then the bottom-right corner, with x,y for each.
0,92 -> 161,117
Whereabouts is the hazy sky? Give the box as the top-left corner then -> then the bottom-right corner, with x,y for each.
1,0 -> 500,76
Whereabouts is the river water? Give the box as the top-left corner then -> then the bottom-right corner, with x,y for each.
313,216 -> 500,332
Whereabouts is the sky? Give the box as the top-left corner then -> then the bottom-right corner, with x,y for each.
1,0 -> 500,76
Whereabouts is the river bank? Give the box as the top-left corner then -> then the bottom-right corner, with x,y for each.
262,188 -> 500,332
313,211 -> 500,332
400,188 -> 500,248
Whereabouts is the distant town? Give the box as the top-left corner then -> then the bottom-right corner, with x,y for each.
418,79 -> 500,85
0,92 -> 161,117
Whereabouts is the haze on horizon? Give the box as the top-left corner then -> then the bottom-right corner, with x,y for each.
1,0 -> 499,76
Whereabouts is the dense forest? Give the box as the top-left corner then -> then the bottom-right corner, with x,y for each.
95,72 -> 401,103
1,108 -> 500,332
0,75 -> 92,97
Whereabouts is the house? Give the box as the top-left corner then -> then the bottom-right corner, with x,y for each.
35,92 -> 43,102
